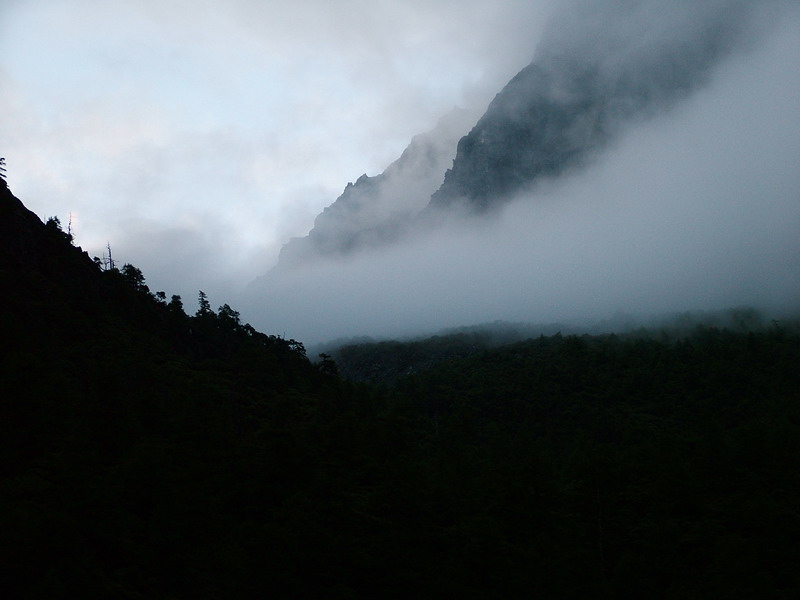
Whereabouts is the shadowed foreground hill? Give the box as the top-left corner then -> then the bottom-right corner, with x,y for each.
0,180 -> 406,598
2,178 -> 800,597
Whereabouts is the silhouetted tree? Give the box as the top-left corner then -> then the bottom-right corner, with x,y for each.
196,290 -> 214,318
287,338 -> 306,357
168,294 -> 184,314
218,303 -> 241,328
103,242 -> 115,271
317,353 -> 339,376
45,216 -> 73,244
120,263 -> 149,293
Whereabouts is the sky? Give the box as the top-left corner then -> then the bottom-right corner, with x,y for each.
3,1 -> 800,344
0,0 -> 553,304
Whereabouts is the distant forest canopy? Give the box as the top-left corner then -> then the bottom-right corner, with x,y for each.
322,306 -> 794,384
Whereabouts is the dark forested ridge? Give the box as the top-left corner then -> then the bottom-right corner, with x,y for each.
394,328 -> 800,596
327,308 -> 777,385
3,178 -> 800,598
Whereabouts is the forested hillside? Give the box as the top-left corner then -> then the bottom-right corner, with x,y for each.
328,308 -> 773,385
3,178 -> 800,598
394,329 -> 800,596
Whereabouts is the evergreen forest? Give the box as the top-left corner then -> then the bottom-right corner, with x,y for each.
2,178 -> 800,598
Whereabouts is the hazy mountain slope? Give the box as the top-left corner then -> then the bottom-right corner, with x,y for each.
266,0 -> 771,278
273,108 -> 471,269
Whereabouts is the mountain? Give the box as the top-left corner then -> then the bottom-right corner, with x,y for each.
268,0 -> 759,272
429,0 -> 752,211
274,107 -> 472,269
0,180 -> 383,597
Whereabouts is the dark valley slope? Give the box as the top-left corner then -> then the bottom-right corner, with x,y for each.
0,179 -> 396,598
2,178 -> 800,597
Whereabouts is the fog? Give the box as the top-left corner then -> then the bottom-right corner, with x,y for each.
276,107 -> 475,268
242,2 -> 800,344
0,0 -> 555,308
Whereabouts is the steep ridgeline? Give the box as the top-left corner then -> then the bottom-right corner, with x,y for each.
0,177 -> 320,422
275,107 -> 471,269
429,0 -> 754,211
0,177 -> 392,598
0,176 -> 103,305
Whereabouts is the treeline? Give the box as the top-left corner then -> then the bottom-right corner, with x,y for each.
328,307 -> 786,385
391,326 -> 800,596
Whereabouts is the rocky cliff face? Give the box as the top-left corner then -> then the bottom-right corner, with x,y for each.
429,0 -> 753,211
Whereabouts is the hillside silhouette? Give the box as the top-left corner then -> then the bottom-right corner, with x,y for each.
3,178 -> 800,597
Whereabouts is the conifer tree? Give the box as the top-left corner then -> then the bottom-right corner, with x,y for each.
196,290 -> 214,318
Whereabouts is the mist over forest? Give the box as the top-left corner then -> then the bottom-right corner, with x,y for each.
243,0 -> 800,344
5,2 -> 800,597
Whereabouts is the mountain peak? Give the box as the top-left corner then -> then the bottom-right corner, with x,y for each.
428,1 -> 752,212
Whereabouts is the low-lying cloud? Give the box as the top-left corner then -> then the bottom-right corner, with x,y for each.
243,8 -> 800,343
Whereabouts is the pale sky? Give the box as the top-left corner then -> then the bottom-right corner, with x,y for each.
0,0 -> 553,304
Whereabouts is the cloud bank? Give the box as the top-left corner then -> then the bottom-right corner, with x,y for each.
244,5 -> 800,343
